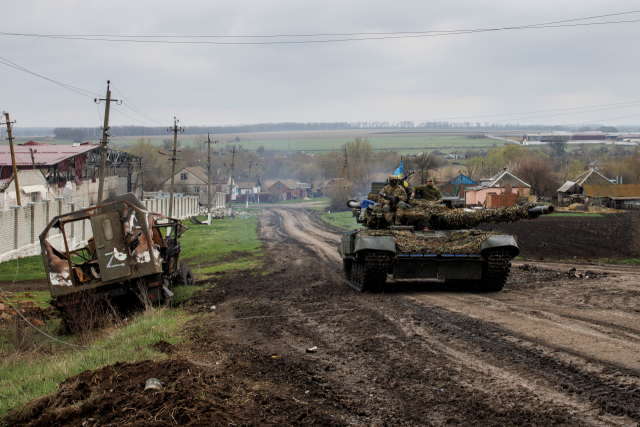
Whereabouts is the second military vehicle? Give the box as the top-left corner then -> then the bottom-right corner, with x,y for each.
40,193 -> 193,320
338,184 -> 554,292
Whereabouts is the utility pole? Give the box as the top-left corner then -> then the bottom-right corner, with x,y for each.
94,80 -> 120,204
321,162 -> 325,198
2,112 -> 20,206
205,134 -> 212,224
167,117 -> 184,217
229,146 -> 236,214
29,148 -> 36,169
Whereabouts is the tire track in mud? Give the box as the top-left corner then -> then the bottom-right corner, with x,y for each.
253,205 -> 640,425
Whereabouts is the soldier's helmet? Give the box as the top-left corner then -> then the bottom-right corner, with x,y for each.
388,175 -> 399,185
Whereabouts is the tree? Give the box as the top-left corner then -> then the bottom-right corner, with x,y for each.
127,138 -> 170,191
465,157 -> 484,181
343,137 -> 374,195
411,152 -> 441,184
548,135 -> 567,156
162,138 -> 181,151
256,146 -> 266,157
513,157 -> 561,198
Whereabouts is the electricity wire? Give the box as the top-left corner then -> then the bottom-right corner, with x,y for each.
2,16 -> 640,45
0,257 -> 101,348
110,84 -> 167,126
0,56 -> 99,98
413,100 -> 640,123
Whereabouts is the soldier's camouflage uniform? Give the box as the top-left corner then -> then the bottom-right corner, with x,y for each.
413,184 -> 442,201
380,183 -> 408,224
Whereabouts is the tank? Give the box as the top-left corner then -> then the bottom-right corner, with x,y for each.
338,188 -> 554,292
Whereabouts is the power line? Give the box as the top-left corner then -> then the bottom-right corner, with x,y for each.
110,106 -> 157,127
413,100 -> 640,123
482,102 -> 640,124
110,84 -> 167,126
2,17 -> 639,45
3,11 -> 639,39
0,56 -> 99,97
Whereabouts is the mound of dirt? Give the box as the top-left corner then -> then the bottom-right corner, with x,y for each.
5,358 -> 231,426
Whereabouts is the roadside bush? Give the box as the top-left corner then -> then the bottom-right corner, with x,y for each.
328,186 -> 350,212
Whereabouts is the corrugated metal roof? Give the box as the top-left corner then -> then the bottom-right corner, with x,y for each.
442,173 -> 477,186
572,170 -> 613,186
0,144 -> 98,167
583,184 -> 640,198
557,181 -> 576,193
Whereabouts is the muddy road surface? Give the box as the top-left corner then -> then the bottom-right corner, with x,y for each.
204,206 -> 640,425
12,206 -> 640,426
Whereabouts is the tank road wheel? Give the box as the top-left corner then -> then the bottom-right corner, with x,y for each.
478,250 -> 512,292
343,259 -> 353,281
351,251 -> 388,293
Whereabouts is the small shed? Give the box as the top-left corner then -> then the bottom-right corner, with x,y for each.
557,170 -> 612,203
583,184 -> 640,208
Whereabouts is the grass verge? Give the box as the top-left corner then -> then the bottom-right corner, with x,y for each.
180,215 -> 263,279
321,211 -> 362,230
0,307 -> 190,416
0,257 -> 46,282
599,258 -> 640,264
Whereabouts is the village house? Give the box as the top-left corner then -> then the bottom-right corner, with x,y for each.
0,141 -> 142,208
465,169 -> 531,207
161,166 -> 226,204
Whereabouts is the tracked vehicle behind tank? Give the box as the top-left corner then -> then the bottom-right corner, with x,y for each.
338,184 -> 554,292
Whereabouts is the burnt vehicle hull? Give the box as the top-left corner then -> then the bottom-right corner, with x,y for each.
40,193 -> 193,316
338,229 -> 518,292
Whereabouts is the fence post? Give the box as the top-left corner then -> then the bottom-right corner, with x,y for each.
10,205 -> 19,251
27,202 -> 36,244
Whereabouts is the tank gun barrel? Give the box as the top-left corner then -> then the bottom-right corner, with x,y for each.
347,200 -> 360,209
527,205 -> 554,216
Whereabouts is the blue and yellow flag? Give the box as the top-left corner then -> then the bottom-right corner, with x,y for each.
393,158 -> 403,177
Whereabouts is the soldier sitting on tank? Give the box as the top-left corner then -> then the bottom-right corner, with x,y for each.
412,178 -> 442,201
380,175 -> 408,225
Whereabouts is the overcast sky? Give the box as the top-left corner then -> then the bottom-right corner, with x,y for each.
2,0 -> 640,128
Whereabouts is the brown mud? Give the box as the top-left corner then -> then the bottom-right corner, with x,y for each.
7,206 -> 640,426
477,212 -> 640,260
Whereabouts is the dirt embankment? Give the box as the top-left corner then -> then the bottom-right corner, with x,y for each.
478,212 -> 640,260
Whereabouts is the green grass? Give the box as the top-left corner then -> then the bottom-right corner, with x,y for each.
0,307 -> 191,416
549,213 -> 604,218
0,257 -> 46,282
599,258 -> 640,264
321,211 -> 362,230
180,215 -> 262,279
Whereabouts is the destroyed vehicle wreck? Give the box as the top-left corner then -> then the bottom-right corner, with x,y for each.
40,193 -> 193,316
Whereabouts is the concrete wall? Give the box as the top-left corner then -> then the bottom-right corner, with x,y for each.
47,176 -> 119,208
0,195 -> 199,263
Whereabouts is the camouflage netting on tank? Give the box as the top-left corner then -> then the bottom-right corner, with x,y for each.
397,202 -> 541,230
357,229 -> 499,255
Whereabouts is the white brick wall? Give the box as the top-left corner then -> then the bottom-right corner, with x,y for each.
0,195 -> 199,263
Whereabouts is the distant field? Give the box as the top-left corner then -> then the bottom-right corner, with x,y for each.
11,130 -> 618,155
100,134 -> 509,155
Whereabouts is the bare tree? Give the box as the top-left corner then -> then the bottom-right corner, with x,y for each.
465,157 -> 483,182
344,137 -> 374,195
513,157 -> 561,198
411,152 -> 441,184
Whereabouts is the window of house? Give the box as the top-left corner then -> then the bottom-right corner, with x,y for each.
181,173 -> 188,180
193,186 -> 200,193
277,183 -> 281,190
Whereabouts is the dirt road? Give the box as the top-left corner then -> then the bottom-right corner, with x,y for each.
13,205 -> 640,426
238,206 -> 640,425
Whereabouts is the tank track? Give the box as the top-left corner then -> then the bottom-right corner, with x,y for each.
477,250 -> 512,292
343,251 -> 390,293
